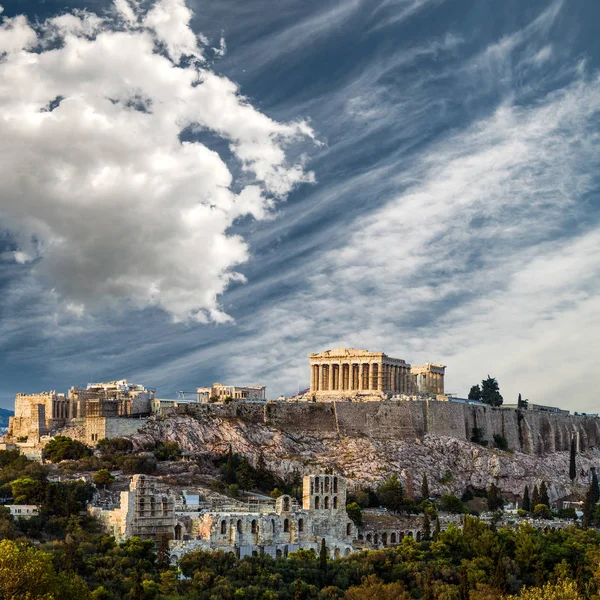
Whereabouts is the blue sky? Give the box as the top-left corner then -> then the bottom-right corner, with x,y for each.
1,0 -> 600,411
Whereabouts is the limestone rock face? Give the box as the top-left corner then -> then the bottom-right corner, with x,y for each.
133,414 -> 598,501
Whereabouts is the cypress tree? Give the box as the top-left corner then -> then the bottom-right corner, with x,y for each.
569,437 -> 577,482
156,534 -> 171,570
583,484 -> 594,529
319,538 -> 327,572
493,557 -> 508,594
523,485 -> 531,512
592,470 -> 600,505
458,565 -> 470,600
487,483 -> 503,511
421,474 -> 430,501
225,445 -> 237,484
531,484 -> 540,508
539,481 -> 550,507
422,512 -> 431,541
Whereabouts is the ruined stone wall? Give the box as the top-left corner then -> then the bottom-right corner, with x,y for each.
85,417 -> 148,445
171,400 -> 600,456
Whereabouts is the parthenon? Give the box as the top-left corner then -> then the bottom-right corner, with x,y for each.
308,348 -> 445,397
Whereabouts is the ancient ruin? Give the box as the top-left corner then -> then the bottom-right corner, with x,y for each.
308,348 -> 445,398
197,383 -> 266,403
7,380 -> 153,443
92,473 -> 356,559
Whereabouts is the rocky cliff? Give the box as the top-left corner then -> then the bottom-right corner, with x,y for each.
133,403 -> 600,503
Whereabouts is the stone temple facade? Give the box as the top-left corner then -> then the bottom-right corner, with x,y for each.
92,473 -> 356,560
308,348 -> 445,398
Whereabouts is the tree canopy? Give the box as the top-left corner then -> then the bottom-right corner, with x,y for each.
480,375 -> 503,407
44,436 -> 92,463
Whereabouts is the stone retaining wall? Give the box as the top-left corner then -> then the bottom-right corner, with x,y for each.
172,400 -> 600,455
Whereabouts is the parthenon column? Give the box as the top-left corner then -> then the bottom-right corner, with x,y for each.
362,363 -> 370,390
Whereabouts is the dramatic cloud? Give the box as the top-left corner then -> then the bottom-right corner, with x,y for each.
0,0 -> 314,322
181,4 -> 600,411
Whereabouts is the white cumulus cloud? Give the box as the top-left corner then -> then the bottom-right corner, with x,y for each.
0,0 -> 314,322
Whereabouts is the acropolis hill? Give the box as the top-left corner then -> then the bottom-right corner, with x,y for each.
4,347 -> 598,502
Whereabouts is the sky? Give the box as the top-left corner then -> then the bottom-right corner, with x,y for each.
1,0 -> 600,411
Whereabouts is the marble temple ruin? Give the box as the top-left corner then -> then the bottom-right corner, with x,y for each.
308,348 -> 445,398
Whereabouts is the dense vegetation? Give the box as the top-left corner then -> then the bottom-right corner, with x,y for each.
2,443 -> 599,599
2,518 -> 600,598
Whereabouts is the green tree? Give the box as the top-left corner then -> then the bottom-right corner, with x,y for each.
583,484 -> 594,529
225,445 -> 237,485
531,484 -> 540,508
518,393 -> 529,409
439,494 -> 465,514
422,512 -> 431,541
156,534 -> 171,570
592,470 -> 600,505
523,485 -> 531,512
421,474 -> 430,501
505,579 -> 582,600
93,469 -> 115,488
319,538 -> 327,573
583,473 -> 599,528
346,502 -> 363,526
533,504 -> 552,519
376,474 -> 404,512
539,481 -> 550,507
44,436 -> 92,463
569,437 -> 577,482
487,483 -> 504,511
468,385 -> 482,401
0,539 -> 89,598
153,441 -> 182,461
480,375 -> 503,407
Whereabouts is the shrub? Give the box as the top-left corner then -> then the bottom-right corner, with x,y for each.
93,469 -> 115,488
346,502 -> 363,526
493,433 -> 509,451
44,436 -> 92,463
470,428 -> 488,447
439,494 -> 466,514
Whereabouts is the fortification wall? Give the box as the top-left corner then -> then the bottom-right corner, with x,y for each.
172,400 -> 600,456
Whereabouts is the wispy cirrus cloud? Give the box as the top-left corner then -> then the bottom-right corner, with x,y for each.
2,0 -> 600,415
